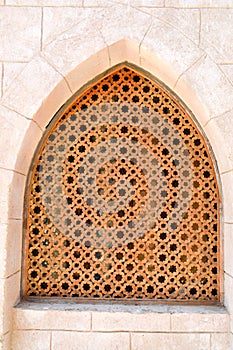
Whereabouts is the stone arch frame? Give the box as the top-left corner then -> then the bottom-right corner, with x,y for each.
1,37 -> 232,347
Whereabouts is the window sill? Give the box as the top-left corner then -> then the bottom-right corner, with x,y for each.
14,301 -> 229,333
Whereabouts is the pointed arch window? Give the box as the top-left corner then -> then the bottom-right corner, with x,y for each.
24,66 -> 220,302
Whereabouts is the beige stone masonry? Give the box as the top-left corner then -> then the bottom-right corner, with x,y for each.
200,9 -> 233,63
144,8 -> 200,45
51,331 -> 130,350
175,55 -> 233,119
224,224 -> 233,277
1,57 -> 65,119
165,0 -> 233,7
220,64 -> 233,85
0,7 -> 41,61
0,169 -> 14,224
221,171 -> 233,223
203,117 -> 232,174
14,120 -> 43,176
211,333 -> 231,350
171,313 -> 229,333
2,63 -> 27,95
141,16 -> 203,77
11,330 -> 50,350
0,106 -> 30,171
5,220 -> 22,278
42,7 -> 94,47
131,333 -> 210,350
3,272 -> 20,335
224,274 -> 233,332
130,0 -> 165,6
205,111 -> 233,167
6,0 -> 82,5
14,308 -> 91,331
92,311 -> 170,332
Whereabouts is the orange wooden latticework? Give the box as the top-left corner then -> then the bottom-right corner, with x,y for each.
24,67 -> 220,301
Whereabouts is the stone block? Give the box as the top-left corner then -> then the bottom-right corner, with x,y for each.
2,57 -> 64,119
6,0 -> 82,4
211,333 -> 231,350
83,0 -> 116,6
0,106 -> 30,170
3,272 -> 20,334
8,172 -> 26,220
171,313 -> 229,333
5,219 -> 23,278
43,13 -> 106,76
43,7 -> 93,47
175,55 -> 233,119
92,311 -> 170,332
14,308 -> 91,331
109,39 -> 140,67
220,64 -> 233,85
221,171 -> 233,223
2,62 -> 27,95
12,330 -> 51,350
2,331 -> 11,350
95,5 -> 152,48
200,9 -> 233,63
203,116 -> 233,174
165,0 -> 233,7
132,0 -> 164,6
149,8 -> 200,44
14,120 -> 43,175
224,274 -> 233,331
0,7 -> 41,61
0,169 -> 14,224
142,16 -> 203,77
209,110 -> 233,166
51,331 -> 130,350
131,333 -> 210,350
224,224 -> 233,276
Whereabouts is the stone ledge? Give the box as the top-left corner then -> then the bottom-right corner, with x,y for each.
14,302 -> 229,333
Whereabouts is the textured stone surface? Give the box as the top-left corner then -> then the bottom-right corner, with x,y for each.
131,333 -> 210,350
4,272 -> 20,334
0,169 -> 14,224
224,274 -> 233,332
6,0 -> 82,5
171,313 -> 229,332
43,7 -> 93,47
220,64 -> 233,85
2,63 -> 27,95
221,171 -> 233,223
14,308 -> 91,331
51,331 -> 130,350
175,56 -> 233,118
92,312 -> 170,332
12,330 -> 50,350
211,333 -> 231,350
0,7 -> 41,61
0,106 -> 29,170
142,16 -> 203,77
2,57 -> 64,118
143,8 -> 200,44
43,11 -> 106,76
224,223 -> 233,277
210,110 -> 233,165
5,220 -> 22,278
165,0 -> 233,7
200,9 -> 233,63
132,0 -> 164,6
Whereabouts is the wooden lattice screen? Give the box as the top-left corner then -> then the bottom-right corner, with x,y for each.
24,66 -> 220,301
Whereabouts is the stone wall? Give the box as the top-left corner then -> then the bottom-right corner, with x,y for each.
0,1 -> 233,349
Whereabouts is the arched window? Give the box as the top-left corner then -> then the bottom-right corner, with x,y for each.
24,66 -> 220,302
